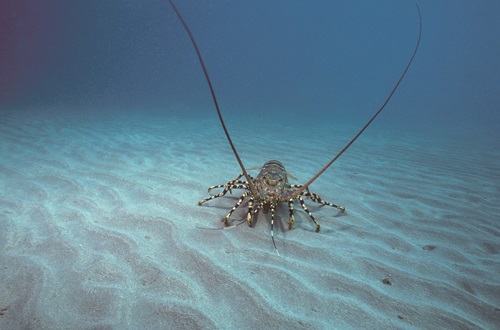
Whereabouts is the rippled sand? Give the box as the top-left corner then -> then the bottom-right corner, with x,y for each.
0,108 -> 499,329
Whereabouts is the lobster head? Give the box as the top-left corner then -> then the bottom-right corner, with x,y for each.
254,160 -> 289,212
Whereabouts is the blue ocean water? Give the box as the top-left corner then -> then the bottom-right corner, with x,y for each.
2,0 -> 499,144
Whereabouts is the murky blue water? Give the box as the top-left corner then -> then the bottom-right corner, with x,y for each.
2,0 -> 499,145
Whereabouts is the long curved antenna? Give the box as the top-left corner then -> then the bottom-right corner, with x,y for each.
284,3 -> 422,200
167,0 -> 259,197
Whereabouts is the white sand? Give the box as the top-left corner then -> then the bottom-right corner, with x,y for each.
0,108 -> 499,329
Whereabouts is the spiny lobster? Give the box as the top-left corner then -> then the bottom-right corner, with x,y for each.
167,0 -> 422,254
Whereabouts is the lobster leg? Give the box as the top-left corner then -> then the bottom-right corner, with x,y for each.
207,180 -> 247,192
289,184 -> 310,193
288,199 -> 295,230
198,184 -> 246,205
301,191 -> 345,213
198,174 -> 248,205
298,195 -> 321,232
246,196 -> 254,226
224,192 -> 249,226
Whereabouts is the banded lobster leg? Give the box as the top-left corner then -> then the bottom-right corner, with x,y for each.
222,192 -> 252,226
288,184 -> 345,232
197,173 -> 249,205
198,173 -> 257,227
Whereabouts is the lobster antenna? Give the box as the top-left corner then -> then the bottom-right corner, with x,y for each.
285,3 -> 422,200
167,0 -> 259,197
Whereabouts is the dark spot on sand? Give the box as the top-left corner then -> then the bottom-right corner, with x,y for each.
483,242 -> 497,254
462,281 -> 476,295
422,245 -> 436,251
382,278 -> 392,285
0,307 -> 8,317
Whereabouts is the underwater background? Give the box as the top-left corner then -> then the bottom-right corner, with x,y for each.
1,0 -> 499,328
3,0 -> 499,139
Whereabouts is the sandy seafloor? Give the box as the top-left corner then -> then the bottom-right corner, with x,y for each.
0,107 -> 499,329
